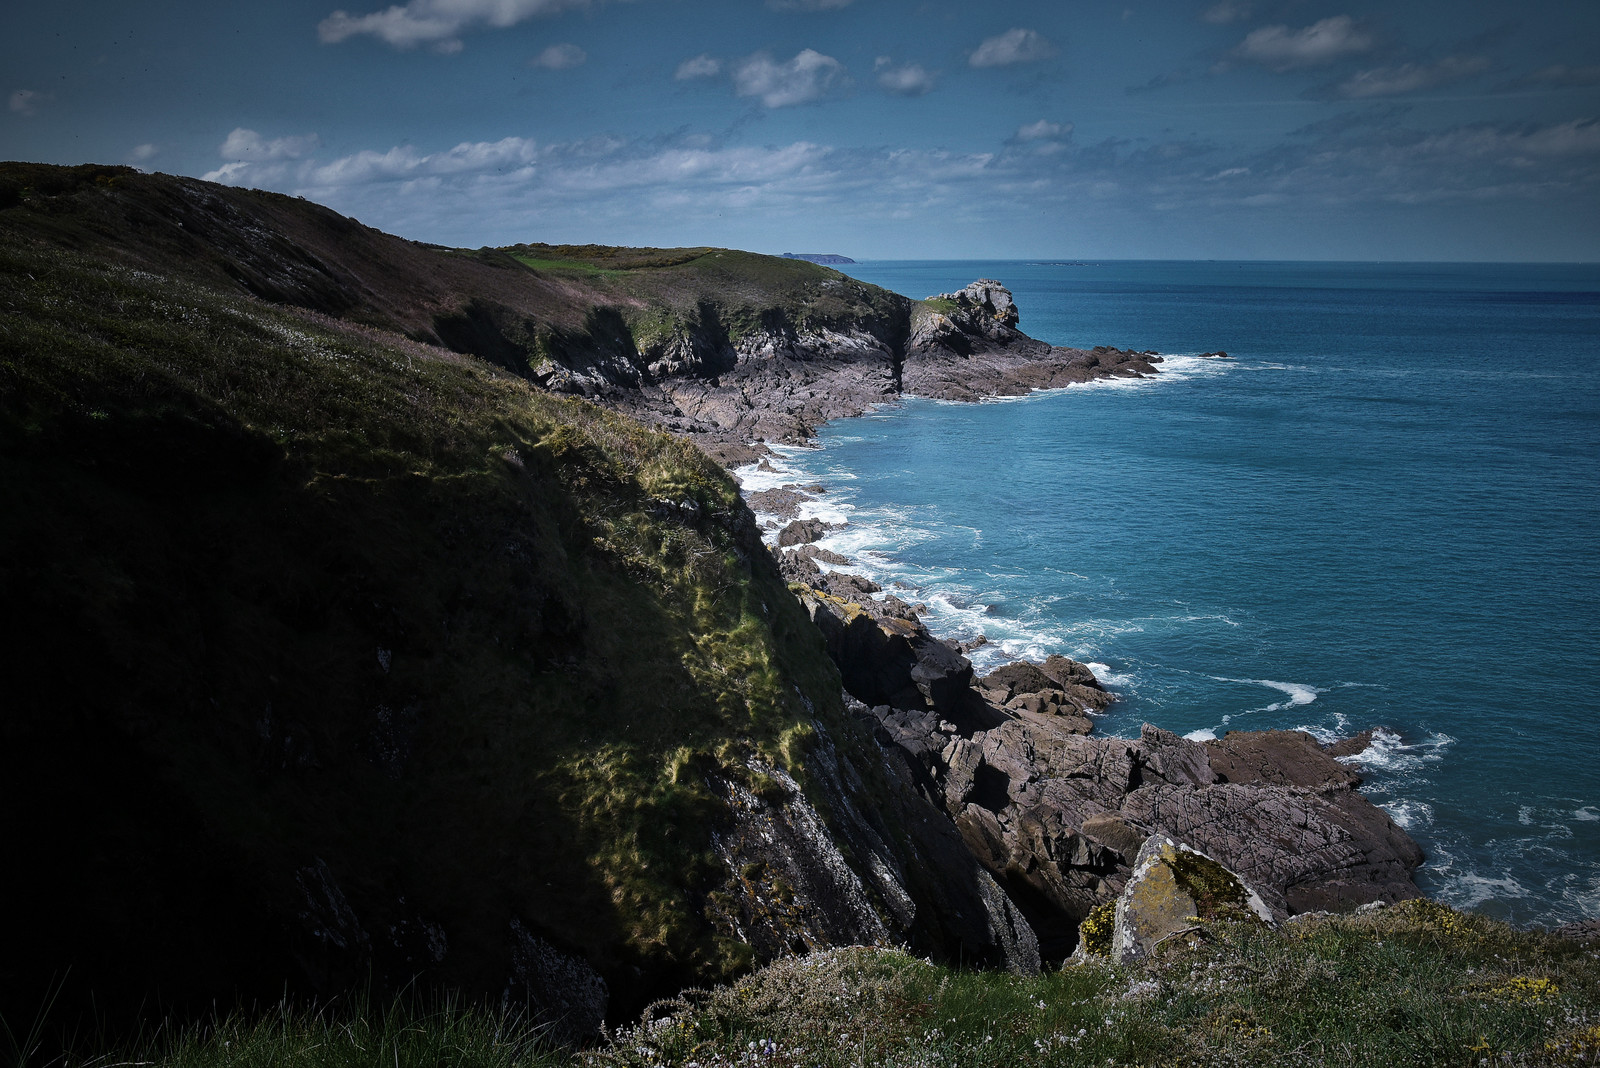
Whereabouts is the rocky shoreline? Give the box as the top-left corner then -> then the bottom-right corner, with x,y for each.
609,279 -> 1169,468
721,280 -> 1426,965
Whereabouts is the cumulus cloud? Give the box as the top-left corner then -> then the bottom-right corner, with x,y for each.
8,89 -> 43,116
530,43 -> 585,69
732,49 -> 846,107
318,0 -> 596,51
1014,119 -> 1071,141
675,53 -> 720,79
219,128 -> 320,162
1333,55 -> 1491,98
1233,16 -> 1374,72
1200,1 -> 1252,24
969,28 -> 1057,69
875,58 -> 936,96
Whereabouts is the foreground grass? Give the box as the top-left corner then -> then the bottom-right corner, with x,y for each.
587,901 -> 1600,1068
20,902 -> 1597,1068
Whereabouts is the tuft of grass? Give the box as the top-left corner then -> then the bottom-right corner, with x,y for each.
121,993 -> 569,1068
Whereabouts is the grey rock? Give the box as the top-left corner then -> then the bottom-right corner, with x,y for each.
778,517 -> 829,547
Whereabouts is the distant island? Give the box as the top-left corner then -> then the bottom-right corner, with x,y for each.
782,252 -> 855,264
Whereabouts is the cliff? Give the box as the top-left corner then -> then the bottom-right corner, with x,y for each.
0,164 -> 1422,1045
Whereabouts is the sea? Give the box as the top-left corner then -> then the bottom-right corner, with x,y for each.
736,260 -> 1600,928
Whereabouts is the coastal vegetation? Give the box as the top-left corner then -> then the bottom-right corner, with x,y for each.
12,903 -> 1597,1067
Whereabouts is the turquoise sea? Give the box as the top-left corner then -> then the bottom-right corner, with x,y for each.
742,260 -> 1600,927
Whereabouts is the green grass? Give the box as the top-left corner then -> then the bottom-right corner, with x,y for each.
7,993 -> 572,1068
24,903 -> 1596,1067
581,902 -> 1599,1068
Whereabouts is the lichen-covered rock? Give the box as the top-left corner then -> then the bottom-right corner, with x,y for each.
1110,834 -> 1273,963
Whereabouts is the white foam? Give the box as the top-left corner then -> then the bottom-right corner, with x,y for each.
1443,872 -> 1530,910
1296,723 -> 1343,746
1576,806 -> 1600,823
1381,799 -> 1435,831
1184,728 -> 1219,742
1213,676 -> 1324,712
731,444 -> 817,492
1083,662 -> 1135,689
1336,726 -> 1455,775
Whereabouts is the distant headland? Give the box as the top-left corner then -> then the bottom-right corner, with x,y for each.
782,251 -> 855,264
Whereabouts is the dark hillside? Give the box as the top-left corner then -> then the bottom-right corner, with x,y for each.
0,163 -> 910,396
0,227 -> 898,1033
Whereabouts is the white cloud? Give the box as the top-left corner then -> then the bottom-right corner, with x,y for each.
192,112 -> 1600,258
1335,55 -> 1491,99
530,42 -> 585,69
129,143 -> 159,162
875,58 -> 936,96
1200,1 -> 1251,25
219,128 -> 320,162
732,49 -> 846,108
766,0 -> 850,8
969,28 -> 1057,69
318,0 -> 598,50
675,53 -> 720,80
8,89 -> 43,116
1015,119 -> 1071,141
1233,16 -> 1374,72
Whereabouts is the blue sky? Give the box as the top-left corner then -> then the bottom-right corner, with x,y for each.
4,0 -> 1598,259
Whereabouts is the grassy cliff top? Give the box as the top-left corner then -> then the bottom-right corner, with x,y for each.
0,164 -> 910,376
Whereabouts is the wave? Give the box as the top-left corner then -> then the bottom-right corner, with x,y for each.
1336,726 -> 1455,777
1211,676 -> 1324,712
1381,798 -> 1435,832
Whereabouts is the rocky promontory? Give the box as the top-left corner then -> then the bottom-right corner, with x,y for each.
613,278 -> 1163,466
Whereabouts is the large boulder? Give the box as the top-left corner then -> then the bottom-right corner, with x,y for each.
1108,834 -> 1274,964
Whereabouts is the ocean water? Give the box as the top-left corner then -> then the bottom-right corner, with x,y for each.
740,260 -> 1600,928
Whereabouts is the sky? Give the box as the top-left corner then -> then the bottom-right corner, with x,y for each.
3,0 -> 1598,260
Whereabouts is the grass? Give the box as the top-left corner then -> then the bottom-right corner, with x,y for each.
17,902 -> 1595,1067
6,992 -> 572,1068
580,901 -> 1599,1068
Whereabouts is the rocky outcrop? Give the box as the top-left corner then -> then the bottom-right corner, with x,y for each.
777,517 -> 830,547
617,281 -> 1165,466
1109,834 -> 1274,964
784,565 -> 1423,962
